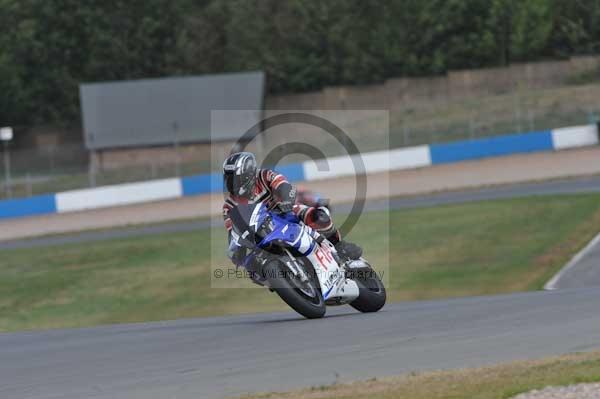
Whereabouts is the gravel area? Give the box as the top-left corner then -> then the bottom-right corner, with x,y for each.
514,383 -> 600,399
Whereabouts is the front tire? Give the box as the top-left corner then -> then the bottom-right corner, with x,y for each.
350,268 -> 386,313
264,260 -> 326,319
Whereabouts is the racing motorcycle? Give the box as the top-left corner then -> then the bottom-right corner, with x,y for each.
228,202 -> 386,319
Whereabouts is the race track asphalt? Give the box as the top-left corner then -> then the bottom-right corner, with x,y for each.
548,233 -> 600,290
2,175 -> 600,399
1,288 -> 600,399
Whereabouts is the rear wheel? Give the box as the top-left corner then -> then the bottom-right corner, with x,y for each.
350,268 -> 386,313
264,260 -> 326,319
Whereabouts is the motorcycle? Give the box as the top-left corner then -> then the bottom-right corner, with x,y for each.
227,202 -> 386,319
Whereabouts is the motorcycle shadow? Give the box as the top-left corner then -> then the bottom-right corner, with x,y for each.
256,310 -> 365,324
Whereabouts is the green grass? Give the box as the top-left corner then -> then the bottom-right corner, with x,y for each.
237,351 -> 600,399
1,194 -> 600,332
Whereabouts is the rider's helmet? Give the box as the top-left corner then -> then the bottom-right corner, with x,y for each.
223,152 -> 257,198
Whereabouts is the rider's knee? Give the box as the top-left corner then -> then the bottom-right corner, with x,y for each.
305,206 -> 333,232
313,206 -> 331,225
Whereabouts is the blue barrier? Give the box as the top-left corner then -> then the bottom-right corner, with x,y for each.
181,163 -> 305,197
429,130 -> 554,165
272,163 -> 305,182
181,173 -> 222,196
0,194 -> 57,219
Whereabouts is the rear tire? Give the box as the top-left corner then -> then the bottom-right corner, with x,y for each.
350,269 -> 386,313
264,260 -> 326,319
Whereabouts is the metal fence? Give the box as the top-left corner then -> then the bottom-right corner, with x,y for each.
389,84 -> 600,149
0,146 -> 211,199
2,82 -> 600,200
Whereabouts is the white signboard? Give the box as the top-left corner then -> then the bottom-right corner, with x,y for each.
0,127 -> 13,141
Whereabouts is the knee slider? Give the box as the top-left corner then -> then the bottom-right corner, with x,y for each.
312,206 -> 331,226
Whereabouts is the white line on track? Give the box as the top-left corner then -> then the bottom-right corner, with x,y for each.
544,232 -> 600,290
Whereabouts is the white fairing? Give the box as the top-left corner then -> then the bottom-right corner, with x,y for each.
296,227 -> 314,254
300,234 -> 360,303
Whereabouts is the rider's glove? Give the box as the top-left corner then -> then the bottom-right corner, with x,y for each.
276,200 -> 294,213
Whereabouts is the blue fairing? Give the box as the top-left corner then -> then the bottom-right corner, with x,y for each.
239,203 -> 315,266
257,208 -> 303,248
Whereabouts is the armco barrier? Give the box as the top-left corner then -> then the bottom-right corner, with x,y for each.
0,123 -> 598,220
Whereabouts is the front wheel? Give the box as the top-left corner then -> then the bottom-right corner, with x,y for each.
264,260 -> 326,319
349,268 -> 386,313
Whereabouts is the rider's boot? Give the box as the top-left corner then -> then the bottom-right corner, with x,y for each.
334,240 -> 363,260
327,231 -> 363,260
304,206 -> 363,260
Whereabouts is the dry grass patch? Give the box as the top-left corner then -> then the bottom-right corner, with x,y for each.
237,352 -> 600,399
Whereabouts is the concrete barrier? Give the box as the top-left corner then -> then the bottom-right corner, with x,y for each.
1,123 -> 597,220
302,146 -> 431,181
55,178 -> 182,213
552,125 -> 599,150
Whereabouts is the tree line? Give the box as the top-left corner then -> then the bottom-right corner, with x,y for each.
1,0 -> 599,127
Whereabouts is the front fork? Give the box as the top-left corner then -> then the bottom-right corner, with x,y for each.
282,248 -> 310,282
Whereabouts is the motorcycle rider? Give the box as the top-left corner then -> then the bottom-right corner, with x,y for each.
223,151 -> 362,267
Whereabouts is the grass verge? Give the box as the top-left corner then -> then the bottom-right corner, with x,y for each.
235,351 -> 600,399
1,193 -> 600,331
